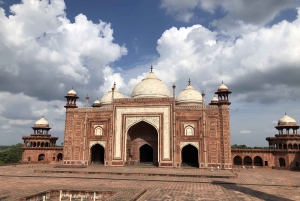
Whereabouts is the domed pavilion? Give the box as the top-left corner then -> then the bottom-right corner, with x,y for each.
21,117 -> 63,163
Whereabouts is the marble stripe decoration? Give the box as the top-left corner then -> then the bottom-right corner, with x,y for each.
180,141 -> 199,150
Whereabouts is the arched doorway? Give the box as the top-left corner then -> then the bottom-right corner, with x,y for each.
57,153 -> 63,161
181,145 -> 198,167
243,156 -> 252,166
254,156 -> 263,166
279,158 -> 286,167
139,144 -> 153,163
233,156 -> 242,165
126,121 -> 158,166
38,154 -> 45,161
91,144 -> 105,164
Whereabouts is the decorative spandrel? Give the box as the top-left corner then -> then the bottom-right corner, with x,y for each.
126,117 -> 159,132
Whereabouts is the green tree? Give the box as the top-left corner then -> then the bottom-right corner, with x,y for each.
231,144 -> 248,149
0,143 -> 23,164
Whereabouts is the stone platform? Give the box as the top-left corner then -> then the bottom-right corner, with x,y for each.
1,164 -> 300,200
34,165 -> 237,179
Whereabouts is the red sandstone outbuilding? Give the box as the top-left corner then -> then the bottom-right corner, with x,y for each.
21,117 -> 63,163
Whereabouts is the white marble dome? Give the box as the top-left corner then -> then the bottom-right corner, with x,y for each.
101,89 -> 125,105
94,99 -> 100,104
131,72 -> 170,98
278,114 -> 297,125
218,83 -> 228,91
211,96 -> 219,102
67,88 -> 76,95
35,117 -> 49,126
176,85 -> 202,105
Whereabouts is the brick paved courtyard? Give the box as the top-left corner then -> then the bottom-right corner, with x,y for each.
0,164 -> 300,200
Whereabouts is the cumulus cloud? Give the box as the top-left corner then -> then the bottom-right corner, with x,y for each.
128,10 -> 300,104
0,0 -> 127,102
160,0 -> 300,33
240,130 -> 251,134
0,0 -> 127,144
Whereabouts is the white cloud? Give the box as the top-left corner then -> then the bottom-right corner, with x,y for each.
0,0 -> 127,145
8,119 -> 33,125
272,120 -> 278,124
160,0 -> 300,34
240,130 -> 251,134
0,0 -> 127,101
1,125 -> 11,129
129,9 -> 300,104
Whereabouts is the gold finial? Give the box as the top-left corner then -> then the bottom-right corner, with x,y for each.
188,78 -> 191,86
150,65 -> 153,73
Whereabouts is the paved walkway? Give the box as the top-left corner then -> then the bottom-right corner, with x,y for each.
0,164 -> 299,200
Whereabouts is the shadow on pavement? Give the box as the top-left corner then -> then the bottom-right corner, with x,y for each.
212,181 -> 293,201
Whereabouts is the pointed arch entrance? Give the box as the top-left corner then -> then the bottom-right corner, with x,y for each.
91,144 -> 105,164
126,121 -> 158,166
140,144 -> 153,162
181,144 -> 199,167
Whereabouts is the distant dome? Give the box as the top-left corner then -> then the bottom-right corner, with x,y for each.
94,99 -> 100,104
131,72 -> 170,98
218,83 -> 228,91
34,117 -> 49,127
211,96 -> 219,102
278,114 -> 297,126
92,98 -> 101,107
176,85 -> 202,105
101,89 -> 125,105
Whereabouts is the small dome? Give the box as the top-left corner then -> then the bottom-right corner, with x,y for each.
94,99 -> 100,104
101,89 -> 125,105
278,114 -> 297,126
176,85 -> 202,105
66,88 -> 77,96
218,83 -> 228,91
35,117 -> 49,126
131,72 -> 170,98
211,96 -> 219,102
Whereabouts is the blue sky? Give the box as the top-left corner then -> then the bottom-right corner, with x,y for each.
1,0 -> 300,146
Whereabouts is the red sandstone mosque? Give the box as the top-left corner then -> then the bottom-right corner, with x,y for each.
21,68 -> 300,170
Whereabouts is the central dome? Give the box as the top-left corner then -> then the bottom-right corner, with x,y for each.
131,71 -> 170,98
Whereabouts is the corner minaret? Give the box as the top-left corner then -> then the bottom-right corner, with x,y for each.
64,87 -> 79,108
215,81 -> 232,169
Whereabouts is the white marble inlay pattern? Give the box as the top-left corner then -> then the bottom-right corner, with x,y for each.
180,141 -> 199,150
89,141 -> 106,148
126,117 -> 159,131
115,107 -> 170,159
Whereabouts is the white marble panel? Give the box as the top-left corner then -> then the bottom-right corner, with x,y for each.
115,106 -> 170,159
